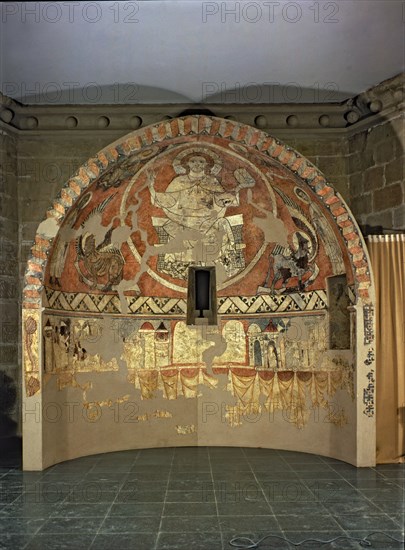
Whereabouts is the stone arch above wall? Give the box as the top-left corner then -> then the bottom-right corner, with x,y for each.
21,116 -> 376,470
23,115 -> 372,310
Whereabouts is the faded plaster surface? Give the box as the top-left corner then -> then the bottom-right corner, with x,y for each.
22,117 -> 375,469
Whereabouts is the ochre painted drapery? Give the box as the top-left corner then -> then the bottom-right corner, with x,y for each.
368,234 -> 405,464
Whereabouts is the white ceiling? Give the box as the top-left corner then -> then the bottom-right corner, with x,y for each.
1,0 -> 404,104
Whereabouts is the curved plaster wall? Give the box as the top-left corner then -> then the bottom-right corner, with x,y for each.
22,116 -> 376,470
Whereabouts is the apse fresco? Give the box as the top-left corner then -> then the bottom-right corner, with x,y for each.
18,116 -> 378,471
43,313 -> 353,429
44,138 -> 352,300
22,309 -> 41,397
38,134 -> 358,431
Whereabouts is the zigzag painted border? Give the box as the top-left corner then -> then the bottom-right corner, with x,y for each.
44,288 -> 328,315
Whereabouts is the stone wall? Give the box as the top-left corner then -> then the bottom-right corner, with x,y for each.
289,137 -> 350,203
348,114 -> 404,228
18,135 -> 113,281
0,73 -> 403,439
0,128 -> 19,440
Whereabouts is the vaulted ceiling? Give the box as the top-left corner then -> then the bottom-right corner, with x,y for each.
1,0 -> 404,104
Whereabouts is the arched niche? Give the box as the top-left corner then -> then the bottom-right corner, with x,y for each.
22,116 -> 375,470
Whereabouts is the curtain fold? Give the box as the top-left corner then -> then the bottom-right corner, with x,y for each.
368,234 -> 405,464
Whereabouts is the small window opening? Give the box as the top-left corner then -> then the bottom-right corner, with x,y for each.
187,266 -> 217,325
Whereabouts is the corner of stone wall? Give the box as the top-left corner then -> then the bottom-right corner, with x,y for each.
0,125 -> 20,439
347,75 -> 404,229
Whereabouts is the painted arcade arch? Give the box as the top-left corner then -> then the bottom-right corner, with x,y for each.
22,116 -> 375,470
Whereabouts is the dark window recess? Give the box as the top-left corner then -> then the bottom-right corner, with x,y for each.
187,266 -> 217,325
327,274 -> 351,350
195,269 -> 210,317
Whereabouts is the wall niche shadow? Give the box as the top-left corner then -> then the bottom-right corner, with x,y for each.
0,371 -> 21,469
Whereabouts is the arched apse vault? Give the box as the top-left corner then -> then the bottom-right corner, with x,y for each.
22,116 -> 375,470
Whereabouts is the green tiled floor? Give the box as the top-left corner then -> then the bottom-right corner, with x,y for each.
0,447 -> 403,549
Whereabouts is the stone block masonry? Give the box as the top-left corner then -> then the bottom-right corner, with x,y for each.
0,129 -> 20,439
348,114 -> 404,229
0,72 -> 403,438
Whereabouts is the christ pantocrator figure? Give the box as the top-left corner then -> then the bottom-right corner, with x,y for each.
149,150 -> 255,279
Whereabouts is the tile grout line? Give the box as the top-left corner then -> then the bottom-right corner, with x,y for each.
19,465 -> 88,543
309,461 -> 403,536
208,446 -> 223,549
250,449 -> 298,549
16,458 -> 101,550
87,453 -> 138,549
267,456 -> 347,543
338,471 -> 404,529
243,448 -> 278,519
301,461 -> 350,516
3,451 -> 404,550
155,447 -> 175,550
245,449 -> 285,548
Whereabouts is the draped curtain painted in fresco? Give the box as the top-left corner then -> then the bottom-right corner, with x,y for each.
368,235 -> 405,464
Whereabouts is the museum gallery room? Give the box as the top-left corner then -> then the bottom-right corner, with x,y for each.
0,1 -> 404,549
